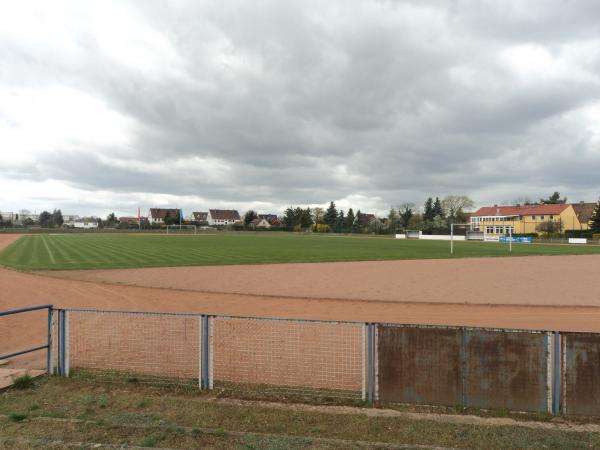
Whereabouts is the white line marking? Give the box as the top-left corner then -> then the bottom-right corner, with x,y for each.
41,235 -> 57,264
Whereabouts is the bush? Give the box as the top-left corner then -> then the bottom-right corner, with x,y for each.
12,374 -> 34,389
565,230 -> 594,239
8,412 -> 27,422
312,223 -> 330,233
512,233 -> 538,238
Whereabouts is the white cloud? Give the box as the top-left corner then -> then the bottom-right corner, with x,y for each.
1,0 -> 600,218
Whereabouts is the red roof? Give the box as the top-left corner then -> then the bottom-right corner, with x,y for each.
472,204 -> 569,217
209,209 -> 241,221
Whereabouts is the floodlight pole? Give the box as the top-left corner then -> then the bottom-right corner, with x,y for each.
509,226 -> 512,253
450,223 -> 454,255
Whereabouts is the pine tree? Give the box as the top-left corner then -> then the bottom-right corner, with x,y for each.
345,208 -> 355,231
335,210 -> 345,233
352,209 -> 362,233
423,198 -> 434,221
400,205 -> 413,228
323,201 -> 338,227
590,200 -> 600,232
433,197 -> 444,218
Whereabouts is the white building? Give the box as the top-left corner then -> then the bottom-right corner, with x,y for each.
72,220 -> 98,229
207,209 -> 241,226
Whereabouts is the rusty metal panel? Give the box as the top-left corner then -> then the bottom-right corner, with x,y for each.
562,332 -> 600,416
464,329 -> 550,413
377,325 -> 462,406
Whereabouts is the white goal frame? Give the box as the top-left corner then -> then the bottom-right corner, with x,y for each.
166,224 -> 197,235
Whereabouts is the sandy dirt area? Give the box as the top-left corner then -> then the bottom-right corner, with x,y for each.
3,234 -> 600,372
48,255 -> 600,306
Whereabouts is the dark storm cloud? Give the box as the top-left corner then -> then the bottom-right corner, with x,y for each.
1,0 -> 600,216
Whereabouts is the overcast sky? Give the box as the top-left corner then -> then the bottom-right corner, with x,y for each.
1,0 -> 600,217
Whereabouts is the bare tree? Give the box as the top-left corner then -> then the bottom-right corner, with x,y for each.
441,195 -> 474,219
312,207 -> 325,224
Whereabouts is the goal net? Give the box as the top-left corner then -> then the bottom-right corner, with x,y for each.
466,230 -> 485,241
166,225 -> 197,234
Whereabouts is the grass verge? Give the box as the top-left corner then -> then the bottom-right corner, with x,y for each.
1,376 -> 600,449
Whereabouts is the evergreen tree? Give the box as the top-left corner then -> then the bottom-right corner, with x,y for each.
541,191 -> 567,204
352,209 -> 362,233
423,198 -> 434,221
52,209 -> 63,227
323,201 -> 338,227
283,207 -> 295,229
345,208 -> 355,231
433,197 -> 444,218
335,210 -> 345,233
590,200 -> 600,232
244,210 -> 258,226
39,211 -> 52,227
400,205 -> 414,228
300,207 -> 313,229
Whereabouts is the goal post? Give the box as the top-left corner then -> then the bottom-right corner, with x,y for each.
449,223 -> 471,255
166,224 -> 197,235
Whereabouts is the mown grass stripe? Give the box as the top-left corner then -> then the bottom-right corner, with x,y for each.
1,233 -> 600,271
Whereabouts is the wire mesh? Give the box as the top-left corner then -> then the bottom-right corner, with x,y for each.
211,316 -> 364,399
67,310 -> 200,384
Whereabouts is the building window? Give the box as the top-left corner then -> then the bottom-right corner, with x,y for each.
532,215 -> 536,220
541,215 -> 544,220
549,215 -> 554,220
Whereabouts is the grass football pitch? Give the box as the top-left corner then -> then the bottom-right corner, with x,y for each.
1,233 -> 600,271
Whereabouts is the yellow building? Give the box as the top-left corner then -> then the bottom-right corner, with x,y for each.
470,204 -> 586,235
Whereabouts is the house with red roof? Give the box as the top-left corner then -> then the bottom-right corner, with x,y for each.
470,203 -> 584,235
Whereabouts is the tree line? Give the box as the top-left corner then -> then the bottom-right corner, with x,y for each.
278,194 -> 475,234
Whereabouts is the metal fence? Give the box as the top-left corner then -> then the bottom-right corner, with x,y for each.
4,305 -> 598,415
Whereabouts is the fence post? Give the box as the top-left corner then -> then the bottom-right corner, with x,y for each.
362,323 -> 366,401
198,315 -> 203,390
202,315 -> 210,390
46,307 -> 52,376
553,331 -> 561,415
367,323 -> 374,403
460,328 -> 467,408
57,309 -> 62,376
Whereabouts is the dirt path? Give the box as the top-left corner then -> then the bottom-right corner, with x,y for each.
47,254 -> 600,306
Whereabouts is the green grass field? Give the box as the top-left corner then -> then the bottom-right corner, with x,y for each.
1,232 -> 600,271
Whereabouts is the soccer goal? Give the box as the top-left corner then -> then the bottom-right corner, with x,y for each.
405,230 -> 422,239
466,230 -> 485,241
451,223 -> 513,254
166,224 -> 197,235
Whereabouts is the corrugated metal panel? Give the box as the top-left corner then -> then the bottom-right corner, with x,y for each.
377,325 -> 462,406
563,332 -> 600,416
464,330 -> 550,413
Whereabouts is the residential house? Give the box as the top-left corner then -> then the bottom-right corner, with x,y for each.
470,204 -> 584,235
65,218 -> 99,229
191,212 -> 209,226
258,214 -> 278,224
119,217 -> 139,226
571,202 -> 596,230
207,209 -> 241,226
148,208 -> 181,224
249,217 -> 271,229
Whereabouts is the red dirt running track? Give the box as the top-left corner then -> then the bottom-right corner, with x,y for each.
2,233 -> 600,370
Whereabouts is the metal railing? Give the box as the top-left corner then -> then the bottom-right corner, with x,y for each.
0,304 -> 53,375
